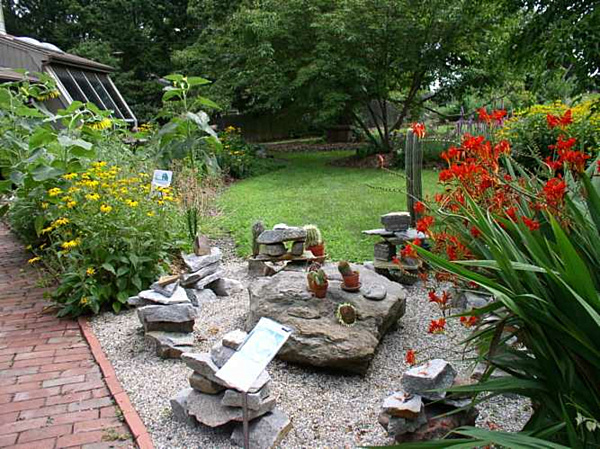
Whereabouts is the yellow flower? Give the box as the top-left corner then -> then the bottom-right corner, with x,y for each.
61,239 -> 80,250
92,161 -> 108,169
68,187 -> 81,194
100,204 -> 113,213
48,187 -> 62,197
27,256 -> 41,264
26,244 -> 32,250
120,187 -> 128,195
89,118 -> 112,130
61,196 -> 72,202
41,202 -> 49,209
86,267 -> 96,276
41,226 -> 54,234
67,201 -> 77,209
80,297 -> 89,306
125,199 -> 139,208
146,211 -> 155,217
62,173 -> 78,180
52,217 -> 69,227
85,193 -> 100,201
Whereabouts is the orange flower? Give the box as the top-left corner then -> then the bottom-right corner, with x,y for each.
546,109 -> 572,129
521,216 -> 540,231
470,226 -> 482,238
414,201 -> 426,214
411,122 -> 426,138
460,315 -> 478,327
405,349 -> 416,366
428,318 -> 446,334
416,216 -> 434,233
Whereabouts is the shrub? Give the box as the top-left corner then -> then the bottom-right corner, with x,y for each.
22,162 -> 181,316
217,126 -> 264,179
499,96 -> 600,169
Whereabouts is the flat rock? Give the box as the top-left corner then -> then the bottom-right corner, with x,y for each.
381,212 -> 411,231
185,288 -> 217,307
207,278 -> 245,297
170,388 -> 196,426
231,409 -> 292,449
127,296 -> 154,308
248,259 -> 278,277
138,286 -> 190,305
401,359 -> 457,400
452,290 -> 493,311
150,280 -> 179,298
137,304 -> 197,333
193,234 -> 211,256
379,410 -> 428,436
183,247 -> 222,272
186,390 -> 276,427
181,262 -> 221,288
210,342 -> 236,368
256,228 -> 306,244
361,229 -> 396,237
382,391 -> 423,419
192,270 -> 224,290
362,284 -> 387,301
145,331 -> 194,359
290,242 -> 304,256
189,372 -> 225,394
222,330 -> 248,350
221,385 -> 272,410
259,243 -> 287,257
247,264 -> 406,374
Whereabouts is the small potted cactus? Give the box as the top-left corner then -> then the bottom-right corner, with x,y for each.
338,261 -> 360,289
304,224 -> 325,257
307,268 -> 328,298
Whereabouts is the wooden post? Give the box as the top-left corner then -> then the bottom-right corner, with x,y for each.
405,130 -> 423,227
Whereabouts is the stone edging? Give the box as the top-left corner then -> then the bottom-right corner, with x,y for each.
78,317 -> 155,449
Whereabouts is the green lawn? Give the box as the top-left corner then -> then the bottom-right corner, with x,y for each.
212,151 -> 439,261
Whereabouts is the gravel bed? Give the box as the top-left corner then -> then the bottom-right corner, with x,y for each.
90,249 -> 531,448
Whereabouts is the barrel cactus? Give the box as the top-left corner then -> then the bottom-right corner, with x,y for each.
336,303 -> 357,326
338,260 -> 353,277
304,224 -> 323,247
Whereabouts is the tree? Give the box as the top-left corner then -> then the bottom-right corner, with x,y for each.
177,0 -> 513,150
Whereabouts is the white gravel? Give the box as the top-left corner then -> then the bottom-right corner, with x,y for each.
90,250 -> 532,449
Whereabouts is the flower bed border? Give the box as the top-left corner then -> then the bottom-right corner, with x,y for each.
78,317 -> 154,449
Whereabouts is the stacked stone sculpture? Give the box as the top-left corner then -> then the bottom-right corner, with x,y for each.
128,245 -> 244,359
171,330 -> 292,449
379,359 -> 478,443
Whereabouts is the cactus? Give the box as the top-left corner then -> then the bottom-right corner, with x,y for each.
307,268 -> 328,286
336,303 -> 357,326
251,221 -> 265,256
338,261 -> 353,277
304,224 -> 322,247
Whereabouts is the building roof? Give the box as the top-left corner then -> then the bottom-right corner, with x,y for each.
0,34 -> 113,73
0,67 -> 38,81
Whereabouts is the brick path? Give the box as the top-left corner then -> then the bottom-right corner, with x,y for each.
0,224 -> 136,449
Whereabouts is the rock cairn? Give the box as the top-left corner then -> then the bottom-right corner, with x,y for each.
127,245 -> 244,359
171,330 -> 292,449
248,224 -> 321,277
362,212 -> 427,285
379,359 -> 478,443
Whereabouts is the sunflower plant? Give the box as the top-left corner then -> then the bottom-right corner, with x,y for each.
28,161 -> 182,316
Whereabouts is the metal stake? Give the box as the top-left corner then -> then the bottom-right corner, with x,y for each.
242,391 -> 250,449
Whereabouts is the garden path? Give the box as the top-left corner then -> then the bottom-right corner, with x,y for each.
0,224 -> 139,449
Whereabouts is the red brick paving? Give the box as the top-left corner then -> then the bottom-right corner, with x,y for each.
0,224 -> 137,448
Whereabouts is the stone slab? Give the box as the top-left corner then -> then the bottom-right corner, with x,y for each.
145,331 -> 194,359
222,385 -> 271,410
183,247 -> 222,272
189,372 -> 225,394
231,409 -> 292,449
192,270 -> 224,290
138,286 -> 190,305
180,262 -> 221,288
137,304 -> 197,333
401,359 -> 457,400
170,388 -> 196,426
256,228 -> 306,244
222,329 -> 248,350
382,391 -> 423,419
150,279 -> 179,298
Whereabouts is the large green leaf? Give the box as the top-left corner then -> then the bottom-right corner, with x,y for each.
31,164 -> 64,181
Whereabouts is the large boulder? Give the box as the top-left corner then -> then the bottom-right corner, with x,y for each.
247,264 -> 406,374
137,304 -> 197,333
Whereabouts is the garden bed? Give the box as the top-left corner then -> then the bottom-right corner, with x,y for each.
90,242 -> 532,449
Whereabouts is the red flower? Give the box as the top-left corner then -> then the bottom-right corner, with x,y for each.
547,110 -> 572,129
460,316 -> 478,327
414,201 -> 426,214
439,169 -> 453,183
391,256 -> 400,265
491,109 -> 507,124
405,349 -> 416,366
470,226 -> 482,238
411,122 -> 426,138
428,290 -> 440,303
543,176 -> 566,207
545,156 -> 563,172
401,244 -> 417,259
549,134 -> 577,152
521,216 -> 540,231
416,216 -> 435,233
478,108 -> 491,124
546,114 -> 561,129
506,207 -> 517,221
428,318 -> 446,334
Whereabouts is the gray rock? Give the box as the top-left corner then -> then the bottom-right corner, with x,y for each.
247,264 -> 406,374
256,228 -> 306,244
259,243 -> 287,257
401,359 -> 457,400
137,304 -> 197,333
145,331 -> 194,359
222,330 -> 248,350
363,261 -> 375,271
180,262 -> 221,288
183,247 -> 222,272
453,290 -> 493,311
374,242 -> 396,261
222,385 -> 272,410
189,372 -> 225,394
138,286 -> 190,305
150,280 -> 179,298
127,296 -> 153,308
185,288 -> 217,307
207,278 -> 245,297
186,390 -> 276,427
471,362 -> 510,381
170,388 -> 196,426
382,391 -> 423,419
248,259 -> 278,277
381,212 -> 411,232
231,409 -> 292,449
193,234 -> 211,256
192,270 -> 224,290
210,342 -> 236,368
290,241 -> 304,256
379,411 -> 428,436
362,284 -> 387,301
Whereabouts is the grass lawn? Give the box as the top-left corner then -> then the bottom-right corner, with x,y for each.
212,150 -> 440,262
